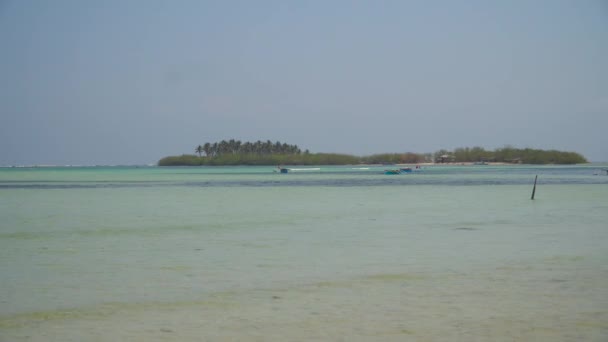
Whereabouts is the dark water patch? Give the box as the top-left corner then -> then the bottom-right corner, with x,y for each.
1,175 -> 607,189
454,227 -> 478,231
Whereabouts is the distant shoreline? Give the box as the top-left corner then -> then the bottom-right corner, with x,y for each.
158,145 -> 588,166
3,162 -> 604,169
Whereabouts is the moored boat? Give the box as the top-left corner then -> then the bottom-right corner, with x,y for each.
274,166 -> 289,173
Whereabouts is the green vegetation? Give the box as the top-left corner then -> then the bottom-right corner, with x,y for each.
195,145 -> 203,157
158,141 -> 587,166
159,152 -> 360,166
436,146 -> 587,164
360,153 -> 427,164
195,139 -> 301,157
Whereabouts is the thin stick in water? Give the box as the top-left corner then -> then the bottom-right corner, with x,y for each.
531,175 -> 538,200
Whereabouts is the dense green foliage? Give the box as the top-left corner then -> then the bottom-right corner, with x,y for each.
361,153 -> 427,164
436,146 -> 587,164
158,141 -> 587,166
158,153 -> 360,166
195,139 -> 302,157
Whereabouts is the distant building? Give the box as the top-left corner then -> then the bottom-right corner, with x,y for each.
436,154 -> 454,163
505,158 -> 522,164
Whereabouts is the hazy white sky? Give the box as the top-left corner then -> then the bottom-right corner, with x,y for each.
1,0 -> 607,165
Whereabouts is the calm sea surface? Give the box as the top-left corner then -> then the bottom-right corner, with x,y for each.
1,165 -> 607,341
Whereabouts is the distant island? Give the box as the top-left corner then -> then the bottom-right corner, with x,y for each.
158,140 -> 588,166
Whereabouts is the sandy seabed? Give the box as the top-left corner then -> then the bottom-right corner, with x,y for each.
3,258 -> 607,342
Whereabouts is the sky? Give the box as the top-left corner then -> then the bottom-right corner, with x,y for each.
1,0 -> 607,165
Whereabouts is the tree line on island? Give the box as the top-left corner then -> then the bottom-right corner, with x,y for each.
158,140 -> 587,166
193,139 -> 304,157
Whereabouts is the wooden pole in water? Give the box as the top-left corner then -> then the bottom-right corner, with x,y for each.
531,175 -> 538,200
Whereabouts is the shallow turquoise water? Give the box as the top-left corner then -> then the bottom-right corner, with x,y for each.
1,165 -> 607,340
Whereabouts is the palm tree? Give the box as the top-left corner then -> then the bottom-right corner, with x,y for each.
254,140 -> 262,155
195,139 -> 305,158
216,140 -> 227,155
240,142 -> 249,154
211,142 -> 218,157
203,143 -> 211,157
